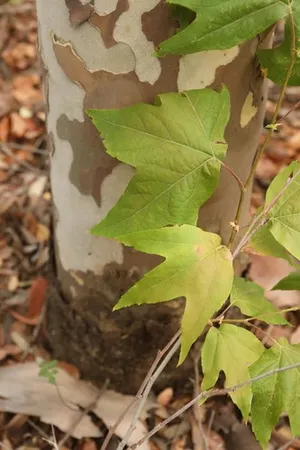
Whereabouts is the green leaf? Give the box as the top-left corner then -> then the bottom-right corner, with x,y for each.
202,324 -> 264,418
249,225 -> 291,261
39,360 -> 58,385
156,0 -> 289,56
265,161 -> 300,205
272,272 -> 300,290
265,162 -> 300,260
114,225 -> 233,363
250,339 -> 300,447
258,2 -> 300,85
88,88 -> 230,238
230,277 -> 289,325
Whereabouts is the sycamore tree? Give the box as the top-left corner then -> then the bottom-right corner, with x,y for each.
37,0 -> 300,447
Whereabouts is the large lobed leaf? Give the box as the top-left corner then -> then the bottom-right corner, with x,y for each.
156,0 -> 290,56
258,1 -> 300,85
231,277 -> 289,325
88,88 -> 230,239
250,339 -> 300,447
113,225 -> 233,363
202,324 -> 264,418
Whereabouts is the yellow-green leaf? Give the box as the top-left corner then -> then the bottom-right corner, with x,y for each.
202,324 -> 264,418
250,339 -> 300,447
114,225 -> 233,363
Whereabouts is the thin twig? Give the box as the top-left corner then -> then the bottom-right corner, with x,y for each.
221,161 -> 245,192
0,143 -> 41,174
100,398 -> 139,450
278,99 -> 300,124
193,350 -> 209,450
130,361 -> 300,449
27,418 -> 49,439
232,168 -> 297,259
4,141 -> 47,155
42,424 -> 59,450
101,331 -> 181,450
58,379 -> 110,449
227,10 -> 296,248
277,437 -> 300,450
116,334 -> 181,450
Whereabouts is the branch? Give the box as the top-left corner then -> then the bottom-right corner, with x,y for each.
116,334 -> 181,450
232,168 -> 297,259
101,331 -> 180,450
227,10 -> 296,248
130,361 -> 300,449
192,349 -> 209,450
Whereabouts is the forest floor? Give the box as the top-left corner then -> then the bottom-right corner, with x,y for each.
1,2 -> 300,450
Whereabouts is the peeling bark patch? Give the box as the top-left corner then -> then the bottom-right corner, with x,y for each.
113,0 -> 161,85
53,37 -> 179,110
57,115 -> 118,205
89,0 -> 129,49
240,91 -> 257,128
178,47 -> 240,91
41,0 -> 135,74
65,0 -> 93,27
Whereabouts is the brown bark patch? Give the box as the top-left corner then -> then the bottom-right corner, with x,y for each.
65,0 -> 93,27
89,0 -> 129,48
56,115 -> 118,206
141,1 -> 176,47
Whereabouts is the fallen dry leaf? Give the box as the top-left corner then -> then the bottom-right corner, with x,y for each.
9,309 -> 39,325
2,41 -> 36,70
0,116 -> 10,141
8,274 -> 19,292
28,276 -> 47,317
35,222 -> 49,242
57,361 -> 80,379
157,387 -> 174,407
0,362 -> 150,448
3,413 -> 28,431
0,344 -> 22,360
80,439 -> 97,450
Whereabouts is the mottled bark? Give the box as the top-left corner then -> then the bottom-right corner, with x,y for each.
37,0 -> 271,392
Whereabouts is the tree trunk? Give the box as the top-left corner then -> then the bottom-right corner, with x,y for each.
37,0 -> 270,393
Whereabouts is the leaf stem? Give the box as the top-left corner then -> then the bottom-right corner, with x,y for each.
221,161 -> 245,192
130,361 -> 300,449
227,11 -> 296,249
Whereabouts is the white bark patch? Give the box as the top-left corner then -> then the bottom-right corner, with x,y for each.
240,91 -> 257,128
94,0 -> 119,15
178,47 -> 239,91
113,0 -> 161,85
51,128 -> 134,273
37,0 -> 134,74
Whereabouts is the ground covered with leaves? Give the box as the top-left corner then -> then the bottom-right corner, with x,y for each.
1,2 -> 300,450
